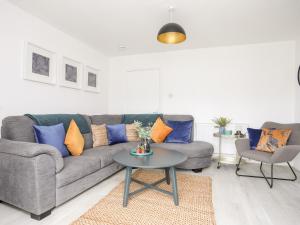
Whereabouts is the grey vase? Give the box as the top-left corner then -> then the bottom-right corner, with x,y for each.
219,127 -> 225,135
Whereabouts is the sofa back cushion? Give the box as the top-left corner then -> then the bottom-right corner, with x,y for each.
90,115 -> 123,125
1,115 -> 94,150
80,114 -> 93,149
262,122 -> 300,145
163,115 -> 194,141
1,116 -> 36,142
122,114 -> 162,126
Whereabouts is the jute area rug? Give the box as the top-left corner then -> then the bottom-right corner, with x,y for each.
71,169 -> 216,225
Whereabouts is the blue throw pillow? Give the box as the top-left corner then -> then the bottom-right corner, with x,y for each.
33,123 -> 69,157
106,124 -> 127,145
165,120 -> 193,144
247,128 -> 262,150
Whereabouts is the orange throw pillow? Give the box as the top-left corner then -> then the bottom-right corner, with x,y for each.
256,128 -> 291,153
65,120 -> 85,156
151,117 -> 173,143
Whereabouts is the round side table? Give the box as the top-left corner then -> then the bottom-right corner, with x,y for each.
213,133 -> 245,169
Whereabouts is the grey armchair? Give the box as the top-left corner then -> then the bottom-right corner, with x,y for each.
235,122 -> 300,188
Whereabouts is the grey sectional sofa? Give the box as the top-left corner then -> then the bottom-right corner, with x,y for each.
0,114 -> 214,220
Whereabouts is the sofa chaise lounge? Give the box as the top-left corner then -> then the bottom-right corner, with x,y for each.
0,114 -> 214,220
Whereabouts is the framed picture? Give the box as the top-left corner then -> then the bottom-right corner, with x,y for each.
23,42 -> 56,84
60,57 -> 82,89
83,66 -> 100,92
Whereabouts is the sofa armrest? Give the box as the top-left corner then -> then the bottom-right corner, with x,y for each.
0,152 -> 56,215
271,145 -> 300,163
235,138 -> 250,156
0,139 -> 63,173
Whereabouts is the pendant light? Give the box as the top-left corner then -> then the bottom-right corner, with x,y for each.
157,6 -> 186,44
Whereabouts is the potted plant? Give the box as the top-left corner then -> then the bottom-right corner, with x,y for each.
133,121 -> 152,153
212,117 -> 232,135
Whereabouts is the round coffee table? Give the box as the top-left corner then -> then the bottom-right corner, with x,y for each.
113,147 -> 187,207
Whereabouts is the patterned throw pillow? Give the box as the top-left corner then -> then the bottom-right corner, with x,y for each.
91,124 -> 108,147
256,128 -> 291,153
126,123 -> 140,142
151,117 -> 173,143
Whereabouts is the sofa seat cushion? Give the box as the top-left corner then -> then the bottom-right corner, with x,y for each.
151,141 -> 214,158
56,156 -> 100,188
83,142 -> 139,168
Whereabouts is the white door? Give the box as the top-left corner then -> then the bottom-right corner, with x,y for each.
122,69 -> 160,113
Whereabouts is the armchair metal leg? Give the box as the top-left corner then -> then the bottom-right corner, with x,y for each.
260,163 -> 273,188
235,157 -> 297,188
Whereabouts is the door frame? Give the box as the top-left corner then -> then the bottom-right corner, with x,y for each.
124,67 -> 161,113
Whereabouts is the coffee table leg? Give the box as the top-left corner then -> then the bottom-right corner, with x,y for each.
123,166 -> 132,207
170,166 -> 179,206
165,168 -> 170,185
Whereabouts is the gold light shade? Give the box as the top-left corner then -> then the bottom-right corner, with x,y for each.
157,23 -> 186,44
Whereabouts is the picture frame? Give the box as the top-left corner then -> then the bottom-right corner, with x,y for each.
83,66 -> 100,93
23,42 -> 56,85
60,57 -> 82,89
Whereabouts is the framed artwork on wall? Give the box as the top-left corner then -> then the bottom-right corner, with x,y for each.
23,42 -> 56,84
60,57 -> 82,89
83,66 -> 100,93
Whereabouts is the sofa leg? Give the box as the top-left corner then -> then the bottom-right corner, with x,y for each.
192,168 -> 202,173
31,210 -> 52,220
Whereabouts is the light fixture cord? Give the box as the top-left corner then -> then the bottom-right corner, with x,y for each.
169,6 -> 174,23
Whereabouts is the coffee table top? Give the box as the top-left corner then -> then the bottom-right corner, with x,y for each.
113,147 -> 187,169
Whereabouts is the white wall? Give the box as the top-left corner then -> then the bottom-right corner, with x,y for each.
109,41 -> 295,155
109,42 -> 295,127
0,1 -> 109,124
295,39 -> 300,122
293,39 -> 300,170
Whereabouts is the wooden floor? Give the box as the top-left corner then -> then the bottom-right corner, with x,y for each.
0,160 -> 300,225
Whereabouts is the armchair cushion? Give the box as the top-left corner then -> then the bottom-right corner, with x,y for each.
271,145 -> 300,163
235,138 -> 300,163
240,149 -> 273,163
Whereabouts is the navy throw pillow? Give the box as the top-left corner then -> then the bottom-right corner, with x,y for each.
106,124 -> 127,145
33,123 -> 69,157
165,120 -> 193,144
247,128 -> 262,150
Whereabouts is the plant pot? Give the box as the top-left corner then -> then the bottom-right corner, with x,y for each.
219,127 -> 225,135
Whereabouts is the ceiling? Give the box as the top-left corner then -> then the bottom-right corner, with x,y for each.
9,0 -> 300,56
